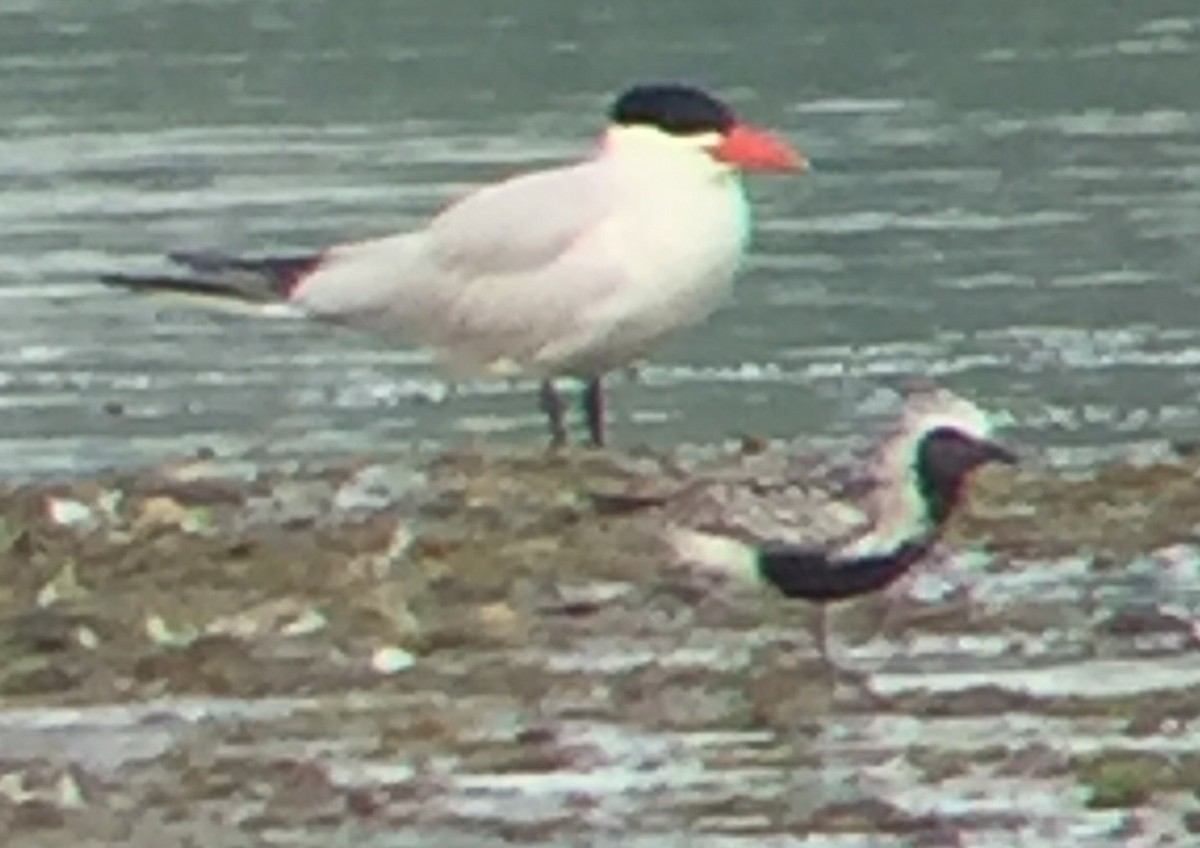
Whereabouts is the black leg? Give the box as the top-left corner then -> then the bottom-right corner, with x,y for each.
582,377 -> 605,447
539,380 -> 568,448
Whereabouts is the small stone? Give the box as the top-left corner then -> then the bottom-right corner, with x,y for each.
540,581 -> 635,616
206,598 -> 326,639
56,770 -> 86,809
333,462 -> 428,516
474,601 -> 525,643
164,458 -> 260,484
75,626 -> 100,650
280,607 -> 328,636
36,561 -> 87,608
144,614 -> 198,649
134,496 -> 210,534
45,497 -> 95,530
245,480 -> 331,528
0,516 -> 22,554
357,521 -> 414,578
95,489 -> 124,523
11,799 -> 64,829
0,656 -> 78,696
370,646 -> 416,675
0,772 -> 25,801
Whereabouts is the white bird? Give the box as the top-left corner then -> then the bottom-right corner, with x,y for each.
101,83 -> 805,447
655,386 -> 1017,664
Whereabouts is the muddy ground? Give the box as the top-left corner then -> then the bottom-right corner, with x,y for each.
1,439 -> 1199,845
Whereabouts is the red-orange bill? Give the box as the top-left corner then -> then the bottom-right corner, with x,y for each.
711,124 -> 807,172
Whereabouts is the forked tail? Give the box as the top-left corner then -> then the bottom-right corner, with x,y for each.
100,250 -> 324,304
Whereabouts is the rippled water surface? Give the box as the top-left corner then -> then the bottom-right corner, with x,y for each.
2,0 -> 1200,474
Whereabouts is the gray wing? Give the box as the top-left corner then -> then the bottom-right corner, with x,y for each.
590,447 -> 870,549
295,161 -> 627,370
427,163 -> 611,274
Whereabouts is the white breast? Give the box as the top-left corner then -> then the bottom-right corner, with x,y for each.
551,158 -> 749,375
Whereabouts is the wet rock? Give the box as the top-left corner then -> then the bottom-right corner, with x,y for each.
243,480 -> 333,529
44,498 -> 96,532
1096,607 -> 1199,644
0,765 -> 88,829
332,461 -> 428,517
360,584 -> 424,641
1124,692 -> 1200,735
130,476 -> 247,509
133,635 -> 257,694
888,685 -> 1044,717
131,496 -> 209,535
4,798 -> 64,830
995,742 -> 1072,778
161,457 -> 261,485
144,615 -> 200,649
205,598 -> 327,640
0,516 -> 23,556
370,646 -> 416,675
807,796 -> 945,837
537,581 -> 636,616
472,601 -> 526,644
1074,751 -> 1200,809
1,608 -> 98,654
345,520 -> 414,579
35,561 -> 88,608
1081,758 -> 1160,808
0,655 -> 80,696
257,758 -> 343,821
420,602 -> 529,652
457,728 -> 605,776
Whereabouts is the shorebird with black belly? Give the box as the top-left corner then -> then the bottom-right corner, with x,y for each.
663,386 -> 1018,666
100,83 -> 805,447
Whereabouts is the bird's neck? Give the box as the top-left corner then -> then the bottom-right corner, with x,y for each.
600,127 -> 738,186
837,474 -> 935,561
599,132 -> 751,289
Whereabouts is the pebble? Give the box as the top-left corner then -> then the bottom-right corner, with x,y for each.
144,615 -> 199,649
75,626 -> 100,650
133,496 -> 197,533
36,562 -> 87,608
333,462 -> 428,516
45,497 -> 96,530
370,646 -> 416,675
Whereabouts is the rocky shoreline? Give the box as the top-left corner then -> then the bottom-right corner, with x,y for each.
2,440 -> 1199,843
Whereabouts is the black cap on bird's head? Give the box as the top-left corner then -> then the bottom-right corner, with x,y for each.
913,426 -> 1017,526
610,84 -> 736,136
606,82 -> 806,172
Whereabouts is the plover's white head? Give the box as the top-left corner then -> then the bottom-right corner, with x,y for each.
843,386 -> 1014,557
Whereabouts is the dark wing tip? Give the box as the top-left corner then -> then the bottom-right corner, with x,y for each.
97,272 -> 267,303
168,250 -> 324,298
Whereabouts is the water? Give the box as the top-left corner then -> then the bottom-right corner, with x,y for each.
2,1 -> 1199,477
